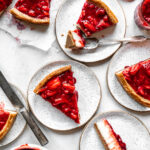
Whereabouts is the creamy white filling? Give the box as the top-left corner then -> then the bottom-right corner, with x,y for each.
96,120 -> 122,150
71,31 -> 83,48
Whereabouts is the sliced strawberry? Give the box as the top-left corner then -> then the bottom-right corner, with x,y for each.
83,21 -> 96,32
47,77 -> 61,90
70,112 -> 77,120
38,86 -> 47,93
138,86 -> 145,96
130,64 -> 140,75
96,8 -> 105,16
144,85 -> 150,90
45,90 -> 56,97
53,98 -> 66,106
62,83 -> 75,93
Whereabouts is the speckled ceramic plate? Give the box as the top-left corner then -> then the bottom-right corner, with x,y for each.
27,60 -> 101,131
0,84 -> 27,147
11,144 -> 48,150
107,41 -> 150,111
80,111 -> 150,150
55,0 -> 126,63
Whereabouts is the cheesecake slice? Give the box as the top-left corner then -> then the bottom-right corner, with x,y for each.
65,29 -> 85,49
94,119 -> 126,150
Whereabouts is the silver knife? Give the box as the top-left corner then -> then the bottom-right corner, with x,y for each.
0,71 -> 48,146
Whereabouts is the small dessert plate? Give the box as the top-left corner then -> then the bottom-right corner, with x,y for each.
80,111 -> 150,150
107,41 -> 150,111
0,84 -> 27,147
55,0 -> 126,62
27,60 -> 101,131
11,144 -> 48,150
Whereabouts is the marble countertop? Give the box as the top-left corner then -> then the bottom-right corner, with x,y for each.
1,0 -> 150,149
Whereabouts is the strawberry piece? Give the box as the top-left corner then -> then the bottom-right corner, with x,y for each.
144,85 -> 150,90
45,90 -> 56,97
47,77 -> 61,90
83,21 -> 96,32
62,83 -> 75,93
130,64 -> 140,75
70,113 -> 77,120
96,8 -> 105,16
53,98 -> 66,106
138,86 -> 145,96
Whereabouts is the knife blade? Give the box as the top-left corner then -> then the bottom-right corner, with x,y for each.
0,71 -> 48,146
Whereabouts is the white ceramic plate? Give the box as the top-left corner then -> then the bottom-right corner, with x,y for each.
55,0 -> 126,62
0,84 -> 27,147
80,111 -> 150,150
27,60 -> 101,131
11,144 -> 48,150
107,41 -> 150,111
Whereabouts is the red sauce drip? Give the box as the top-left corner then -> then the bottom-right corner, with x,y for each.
0,0 -> 12,12
73,29 -> 85,47
106,120 -> 126,150
141,0 -> 150,24
0,109 -> 9,131
15,0 -> 50,19
15,144 -> 40,150
38,70 -> 79,123
123,60 -> 150,100
77,1 -> 113,36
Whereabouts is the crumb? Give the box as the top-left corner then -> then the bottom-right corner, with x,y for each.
61,34 -> 64,36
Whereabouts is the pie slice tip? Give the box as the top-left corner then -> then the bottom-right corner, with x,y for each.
10,8 -> 49,24
115,59 -> 150,107
0,110 -> 17,140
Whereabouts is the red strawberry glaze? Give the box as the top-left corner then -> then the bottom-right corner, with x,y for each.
123,60 -> 150,100
73,29 -> 85,47
14,0 -> 50,19
77,1 -> 113,36
141,0 -> 150,24
0,109 -> 9,131
0,0 -> 12,12
38,70 -> 80,123
105,120 -> 126,150
15,144 -> 40,150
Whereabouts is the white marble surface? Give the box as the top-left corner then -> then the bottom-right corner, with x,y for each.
1,0 -> 150,149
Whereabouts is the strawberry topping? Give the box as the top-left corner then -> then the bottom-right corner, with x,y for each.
123,59 -> 150,100
77,1 -> 113,36
14,0 -> 50,19
141,0 -> 150,24
0,109 -> 9,131
38,70 -> 80,123
0,0 -> 12,12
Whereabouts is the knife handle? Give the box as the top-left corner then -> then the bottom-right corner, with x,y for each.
21,109 -> 48,146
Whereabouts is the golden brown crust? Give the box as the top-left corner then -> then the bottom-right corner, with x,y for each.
87,0 -> 118,24
94,123 -> 109,150
34,65 -> 72,94
0,111 -> 17,140
10,8 -> 49,24
0,10 -> 4,16
116,71 -> 150,107
65,31 -> 76,49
